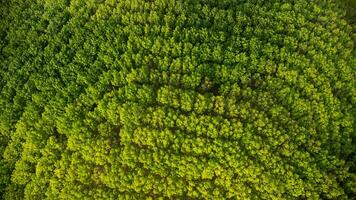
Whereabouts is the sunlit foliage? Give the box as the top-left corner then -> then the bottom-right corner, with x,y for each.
0,0 -> 355,199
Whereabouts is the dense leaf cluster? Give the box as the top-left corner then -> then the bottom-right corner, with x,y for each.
0,0 -> 355,199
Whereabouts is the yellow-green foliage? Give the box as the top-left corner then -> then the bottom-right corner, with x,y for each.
0,0 -> 355,199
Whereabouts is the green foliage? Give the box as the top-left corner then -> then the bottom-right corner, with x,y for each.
337,0 -> 356,26
0,0 -> 355,199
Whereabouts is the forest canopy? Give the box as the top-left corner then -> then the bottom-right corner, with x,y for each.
0,0 -> 355,199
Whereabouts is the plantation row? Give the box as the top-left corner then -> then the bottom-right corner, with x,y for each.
0,0 -> 355,199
